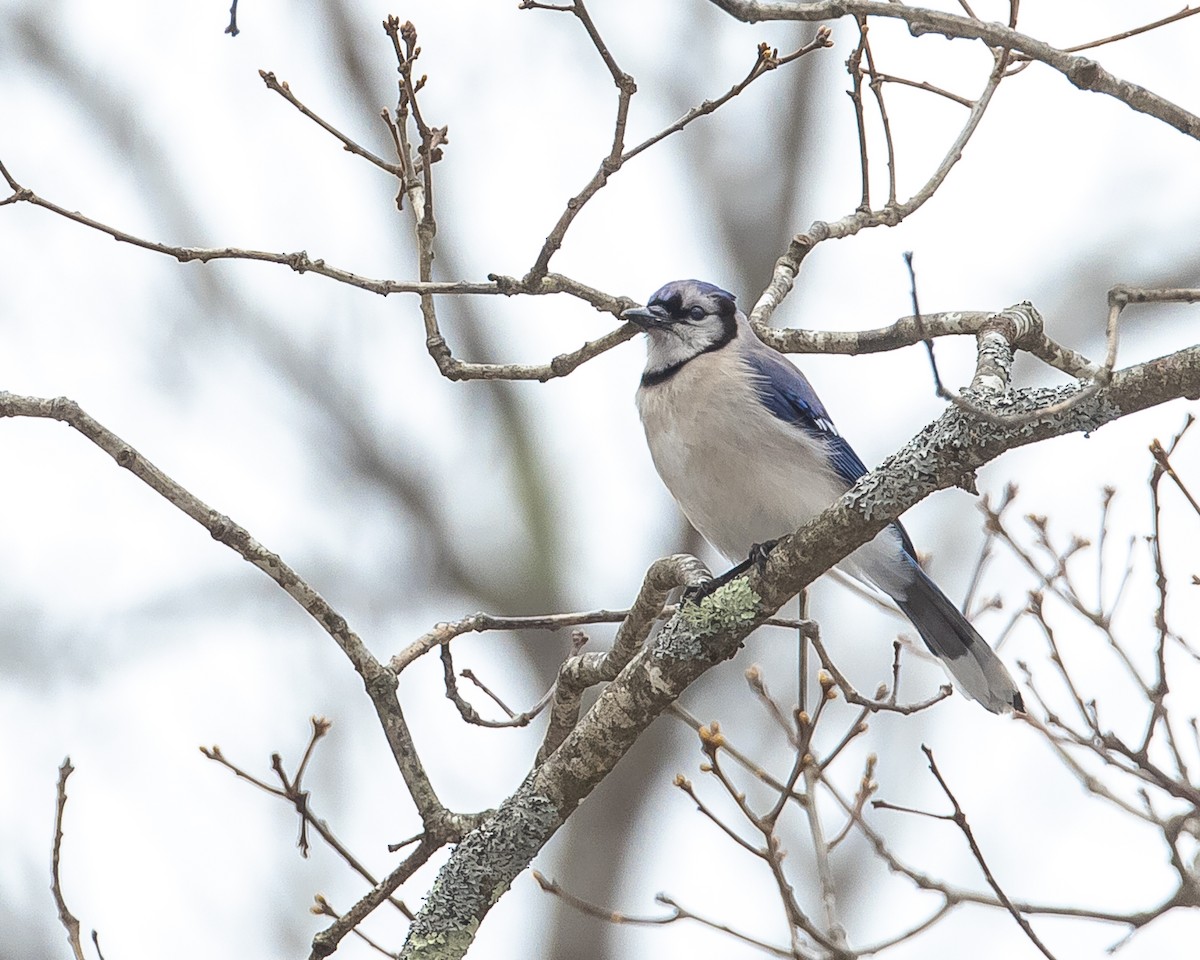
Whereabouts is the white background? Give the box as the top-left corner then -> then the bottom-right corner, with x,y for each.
2,1 -> 1199,958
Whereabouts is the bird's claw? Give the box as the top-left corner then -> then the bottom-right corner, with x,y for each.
682,577 -> 721,605
680,539 -> 780,607
748,538 -> 780,572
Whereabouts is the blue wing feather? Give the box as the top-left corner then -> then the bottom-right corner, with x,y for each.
742,350 -> 919,560
741,352 -> 866,484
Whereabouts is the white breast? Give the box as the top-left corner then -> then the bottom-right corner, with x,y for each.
636,351 -> 845,562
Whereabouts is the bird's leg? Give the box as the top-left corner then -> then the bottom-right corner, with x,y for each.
682,539 -> 780,604
748,538 -> 780,570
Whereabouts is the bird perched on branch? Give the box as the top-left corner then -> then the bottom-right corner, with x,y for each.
622,279 -> 1023,714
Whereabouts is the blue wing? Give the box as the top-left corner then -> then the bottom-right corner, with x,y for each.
741,351 -> 867,484
742,350 -> 919,560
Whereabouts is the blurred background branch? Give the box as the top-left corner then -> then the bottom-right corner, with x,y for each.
2,2 -> 1199,959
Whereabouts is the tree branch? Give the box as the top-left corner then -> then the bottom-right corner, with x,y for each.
0,392 -> 455,835
707,2 -> 1200,141
391,334 -> 1200,959
51,758 -> 86,960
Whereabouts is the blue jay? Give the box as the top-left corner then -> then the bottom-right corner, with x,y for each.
622,279 -> 1023,714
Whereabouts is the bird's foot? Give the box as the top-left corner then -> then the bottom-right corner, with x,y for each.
748,538 -> 780,572
681,539 -> 781,606
681,574 -> 728,605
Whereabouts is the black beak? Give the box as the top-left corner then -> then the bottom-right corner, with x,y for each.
621,304 -> 669,329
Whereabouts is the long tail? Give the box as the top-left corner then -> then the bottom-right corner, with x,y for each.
894,565 -> 1024,714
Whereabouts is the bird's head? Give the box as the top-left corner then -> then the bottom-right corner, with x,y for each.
621,279 -> 741,381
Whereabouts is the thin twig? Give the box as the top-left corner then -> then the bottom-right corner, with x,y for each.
0,159 -> 484,295
384,18 -> 451,384
832,773 -> 1165,927
0,392 -> 448,830
200,735 -> 416,919
531,873 -> 798,958
522,0 -> 636,281
675,774 -> 765,858
764,306 -> 1100,380
621,30 -> 833,165
258,70 -> 403,176
751,47 -> 1008,332
711,2 -> 1200,144
847,20 -> 872,211
526,20 -> 831,280
312,896 -> 402,959
904,250 -> 950,399
745,666 -> 799,745
860,18 -> 898,205
919,745 -> 1060,960
827,754 -> 876,850
1151,429 -> 1200,517
440,644 -> 552,729
391,603 -> 808,675
668,704 -> 807,807
1059,6 -> 1200,55
51,758 -> 86,960
808,625 -> 952,714
872,72 -> 973,107
311,839 -> 441,959
802,760 -> 848,949
460,668 -> 519,717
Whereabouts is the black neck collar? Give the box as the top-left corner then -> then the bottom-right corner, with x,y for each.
640,313 -> 738,388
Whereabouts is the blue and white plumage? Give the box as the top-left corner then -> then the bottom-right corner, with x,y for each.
622,279 -> 1023,714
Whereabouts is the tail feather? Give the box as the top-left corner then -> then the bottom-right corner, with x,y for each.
894,565 -> 1023,714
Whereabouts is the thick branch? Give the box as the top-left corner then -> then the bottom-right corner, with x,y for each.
763,307 -> 1100,379
394,340 -> 1200,959
536,554 -> 710,763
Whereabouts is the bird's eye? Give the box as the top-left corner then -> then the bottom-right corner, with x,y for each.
688,305 -> 706,321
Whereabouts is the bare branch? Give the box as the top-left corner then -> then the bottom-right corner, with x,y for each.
765,306 -> 1100,380
258,70 -> 403,176
675,770 -> 766,858
872,72 -> 973,107
394,335 -> 1200,956
201,731 -> 416,920
311,895 -> 403,959
751,50 -> 1006,330
1057,6 -> 1200,56
920,746 -> 1060,960
311,839 -> 441,959
440,643 -> 553,729
390,601 -> 807,676
846,20 -> 872,212
0,393 -> 451,832
621,29 -> 833,165
531,873 -> 798,958
708,2 -> 1200,141
523,9 -> 831,282
904,251 -> 951,400
537,554 -> 710,762
860,18 -> 898,206
1151,425 -> 1200,517
521,0 -> 636,282
809,624 -> 952,714
51,759 -> 87,960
